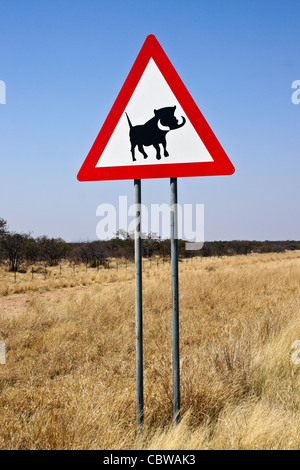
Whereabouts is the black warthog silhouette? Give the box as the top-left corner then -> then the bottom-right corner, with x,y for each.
125,106 -> 186,162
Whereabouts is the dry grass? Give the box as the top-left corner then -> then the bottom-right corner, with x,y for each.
0,259 -> 135,297
0,251 -> 300,449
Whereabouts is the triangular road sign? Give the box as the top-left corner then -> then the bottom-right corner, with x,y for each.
77,35 -> 234,181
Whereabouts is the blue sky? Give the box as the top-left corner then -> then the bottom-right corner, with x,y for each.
0,0 -> 299,242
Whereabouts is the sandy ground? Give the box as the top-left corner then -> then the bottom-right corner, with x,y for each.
0,286 -> 89,317
0,278 -> 135,318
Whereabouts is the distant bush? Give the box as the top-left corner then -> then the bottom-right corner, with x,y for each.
1,217 -> 299,269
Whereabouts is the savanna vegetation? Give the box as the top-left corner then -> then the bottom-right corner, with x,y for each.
1,217 -> 300,271
0,249 -> 299,450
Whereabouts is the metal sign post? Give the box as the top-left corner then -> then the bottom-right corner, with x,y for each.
170,177 -> 180,425
77,35 -> 235,434
134,179 -> 144,433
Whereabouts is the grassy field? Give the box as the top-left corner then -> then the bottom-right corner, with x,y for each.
0,251 -> 300,450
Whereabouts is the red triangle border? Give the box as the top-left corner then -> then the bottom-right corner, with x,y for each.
77,35 -> 235,181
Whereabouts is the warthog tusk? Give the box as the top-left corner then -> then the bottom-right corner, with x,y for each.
175,116 -> 186,129
157,120 -> 170,131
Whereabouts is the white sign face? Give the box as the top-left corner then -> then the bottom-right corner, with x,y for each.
96,59 -> 213,169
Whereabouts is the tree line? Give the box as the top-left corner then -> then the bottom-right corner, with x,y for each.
0,218 -> 299,272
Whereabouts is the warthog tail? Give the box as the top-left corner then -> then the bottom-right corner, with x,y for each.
125,112 -> 133,129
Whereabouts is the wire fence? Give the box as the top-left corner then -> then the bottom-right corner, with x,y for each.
8,256 -> 197,283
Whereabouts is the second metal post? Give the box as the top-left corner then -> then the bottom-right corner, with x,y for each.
170,177 -> 180,425
134,179 -> 144,433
